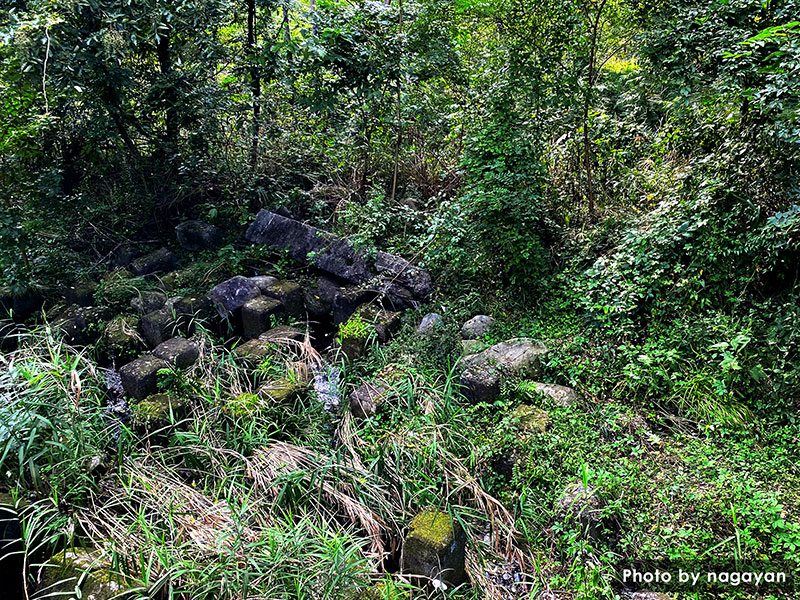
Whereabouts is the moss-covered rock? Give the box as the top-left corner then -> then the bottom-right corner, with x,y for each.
402,509 -> 466,587
513,404 -> 551,433
39,547 -> 133,600
352,580 -> 409,600
258,378 -> 305,403
355,303 -> 401,343
131,393 -> 186,427
233,339 -> 274,363
103,315 -> 143,361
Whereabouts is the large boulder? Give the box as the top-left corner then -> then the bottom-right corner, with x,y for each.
528,382 -> 581,407
129,247 -> 177,276
102,315 -> 143,362
460,365 -> 501,403
208,276 -> 261,318
246,210 -> 372,284
462,338 -> 548,379
176,220 -> 222,252
402,509 -> 466,587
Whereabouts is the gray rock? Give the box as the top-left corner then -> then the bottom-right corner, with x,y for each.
556,482 -> 608,542
460,315 -> 495,339
529,382 -> 581,407
402,509 -> 466,587
176,220 -> 222,251
111,245 -> 142,267
41,547 -> 132,600
130,290 -> 167,314
349,382 -> 388,419
241,296 -> 284,339
208,276 -> 261,317
172,294 -> 213,320
249,275 -> 279,292
232,339 -> 273,362
119,354 -> 169,399
417,313 -> 444,335
246,210 -> 372,284
462,338 -> 548,379
460,365 -> 501,403
129,247 -> 177,276
152,337 -> 199,369
52,306 -> 110,345
259,280 -> 304,317
374,252 -> 432,299
103,315 -> 143,362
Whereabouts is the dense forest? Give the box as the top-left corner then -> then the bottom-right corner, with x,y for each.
1,0 -> 799,598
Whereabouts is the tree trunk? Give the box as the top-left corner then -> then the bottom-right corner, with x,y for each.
390,0 -> 404,204
156,25 -> 177,154
247,0 -> 261,168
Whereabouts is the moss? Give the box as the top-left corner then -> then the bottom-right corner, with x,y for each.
513,404 -> 551,433
224,392 -> 261,417
43,548 -> 131,600
407,509 -> 456,553
131,393 -> 184,426
259,378 -> 304,403
339,314 -> 369,341
353,581 -> 409,600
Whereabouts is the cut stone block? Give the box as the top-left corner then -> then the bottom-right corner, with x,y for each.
260,280 -> 304,317
152,337 -> 199,369
249,275 -> 279,292
349,381 -> 389,419
356,303 -> 401,343
460,365 -> 500,403
130,290 -> 167,314
173,294 -> 213,320
119,354 -> 169,400
140,308 -> 178,348
259,325 -> 304,343
103,315 -> 143,362
64,281 -> 97,307
258,379 -> 304,403
131,393 -> 187,428
233,339 -> 273,362
176,220 -> 222,251
208,276 -> 261,317
402,509 -> 466,587
129,247 -> 177,276
52,306 -> 110,345
241,296 -> 284,339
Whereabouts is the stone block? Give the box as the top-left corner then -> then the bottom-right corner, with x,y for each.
402,509 -> 466,587
241,296 -> 284,339
119,354 -> 169,400
152,337 -> 199,369
129,247 -> 177,276
176,220 -> 222,251
208,276 -> 261,317
260,280 -> 304,317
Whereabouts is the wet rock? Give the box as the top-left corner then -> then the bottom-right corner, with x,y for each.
241,296 -> 284,339
513,405 -> 551,433
349,381 -> 389,419
131,393 -> 186,428
103,315 -> 143,362
260,280 -> 304,317
402,509 -> 466,587
208,276 -> 261,318
40,547 -> 132,600
259,325 -> 304,343
64,281 -> 97,307
460,365 -> 501,403
129,247 -> 177,276
417,313 -> 443,335
130,290 -> 167,314
462,338 -> 548,379
246,210 -> 373,284
356,303 -> 401,343
119,354 -> 169,399
176,220 -> 222,252
528,382 -> 581,407
152,337 -> 199,369
461,315 -> 495,340
556,482 -> 609,542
